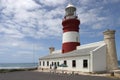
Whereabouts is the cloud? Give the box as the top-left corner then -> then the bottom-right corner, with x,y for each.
78,0 -> 119,31
0,0 -> 66,63
0,0 -> 119,62
0,0 -> 119,41
75,0 -> 120,38
0,0 -> 65,39
0,0 -> 118,43
78,7 -> 106,30
12,51 -> 34,57
36,0 -> 67,7
79,0 -> 95,5
103,0 -> 120,4
0,37 -> 44,51
1,0 -> 40,10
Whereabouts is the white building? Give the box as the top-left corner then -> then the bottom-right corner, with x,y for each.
38,3 -> 118,73
39,41 -> 107,72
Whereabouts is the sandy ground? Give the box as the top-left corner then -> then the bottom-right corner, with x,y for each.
0,71 -> 119,80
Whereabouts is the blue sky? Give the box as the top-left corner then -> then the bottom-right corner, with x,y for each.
0,0 -> 120,63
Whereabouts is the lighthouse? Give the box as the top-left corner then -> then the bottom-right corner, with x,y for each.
39,3 -> 118,73
62,4 -> 80,53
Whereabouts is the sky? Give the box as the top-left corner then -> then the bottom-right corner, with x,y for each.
0,0 -> 120,63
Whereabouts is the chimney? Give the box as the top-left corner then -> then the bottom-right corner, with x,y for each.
103,29 -> 118,71
49,47 -> 55,54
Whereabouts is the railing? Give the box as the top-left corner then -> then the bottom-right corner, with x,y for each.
63,15 -> 78,20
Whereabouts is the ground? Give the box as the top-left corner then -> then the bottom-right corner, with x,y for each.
0,71 -> 119,80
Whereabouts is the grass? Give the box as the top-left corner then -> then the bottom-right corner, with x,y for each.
0,67 -> 37,73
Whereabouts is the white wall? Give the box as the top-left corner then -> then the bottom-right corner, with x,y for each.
38,41 -> 107,73
62,31 -> 80,43
91,44 -> 107,72
39,55 -> 90,72
38,59 -> 63,69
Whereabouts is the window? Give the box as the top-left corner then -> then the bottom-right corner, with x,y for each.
57,62 -> 59,66
43,61 -> 45,66
83,60 -> 88,68
54,62 -> 56,66
47,61 -> 49,66
64,60 -> 67,65
39,61 -> 41,66
51,62 -> 53,66
72,60 -> 76,67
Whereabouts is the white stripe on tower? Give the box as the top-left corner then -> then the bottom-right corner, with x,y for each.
62,31 -> 80,43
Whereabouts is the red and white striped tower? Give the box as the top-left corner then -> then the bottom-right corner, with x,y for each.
62,4 -> 80,53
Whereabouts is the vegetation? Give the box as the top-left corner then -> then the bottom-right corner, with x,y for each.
0,68 -> 37,73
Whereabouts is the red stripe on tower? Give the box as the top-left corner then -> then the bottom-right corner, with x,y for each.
62,3 -> 80,53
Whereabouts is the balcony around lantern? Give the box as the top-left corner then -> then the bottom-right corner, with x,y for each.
63,15 -> 78,21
